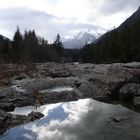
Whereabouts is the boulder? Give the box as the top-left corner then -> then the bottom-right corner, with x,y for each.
0,110 -> 44,135
0,92 -> 6,99
37,63 -> 72,78
1,62 -> 140,119
0,110 -> 11,134
133,97 -> 140,108
109,115 -> 131,123
28,111 -> 44,121
9,112 -> 44,126
119,84 -> 140,101
14,96 -> 35,107
40,90 -> 81,104
0,102 -> 15,111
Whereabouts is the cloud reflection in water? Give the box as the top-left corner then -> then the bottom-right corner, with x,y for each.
1,98 -> 140,140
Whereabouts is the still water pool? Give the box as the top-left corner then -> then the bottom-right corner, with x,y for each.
1,98 -> 140,140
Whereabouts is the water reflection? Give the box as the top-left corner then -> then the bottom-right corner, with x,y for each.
1,99 -> 140,140
40,86 -> 74,93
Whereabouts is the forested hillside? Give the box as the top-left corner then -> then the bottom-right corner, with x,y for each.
0,27 -> 75,63
81,7 -> 140,63
1,7 -> 140,64
0,27 -> 81,64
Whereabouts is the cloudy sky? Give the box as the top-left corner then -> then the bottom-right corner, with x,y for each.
0,0 -> 139,41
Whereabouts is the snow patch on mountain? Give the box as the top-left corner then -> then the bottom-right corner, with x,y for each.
63,28 -> 106,49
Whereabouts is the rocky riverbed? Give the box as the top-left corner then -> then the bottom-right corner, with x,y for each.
0,62 -> 140,134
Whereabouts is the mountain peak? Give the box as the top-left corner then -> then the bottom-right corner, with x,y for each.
63,28 -> 106,49
73,27 -> 106,40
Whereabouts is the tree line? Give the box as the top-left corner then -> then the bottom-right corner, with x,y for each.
80,8 -> 140,64
0,27 -> 79,64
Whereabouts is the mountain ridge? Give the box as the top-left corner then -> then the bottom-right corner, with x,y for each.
63,28 -> 106,49
81,6 -> 140,63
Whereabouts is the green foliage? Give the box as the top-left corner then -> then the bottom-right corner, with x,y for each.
0,27 -> 78,64
64,49 -> 80,62
12,26 -> 23,63
0,36 -> 11,63
53,34 -> 64,57
80,12 -> 140,64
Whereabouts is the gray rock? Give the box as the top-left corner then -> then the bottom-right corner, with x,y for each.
14,96 -> 35,107
40,90 -> 80,104
119,84 -> 140,101
1,62 -> 140,134
74,80 -> 81,88
1,62 -> 140,113
0,110 -> 11,134
28,111 -> 44,121
123,62 -> 140,69
37,63 -> 72,78
109,115 -> 131,122
0,102 -> 15,111
14,74 -> 26,80
134,97 -> 140,108
0,110 -> 44,135
0,92 -> 5,99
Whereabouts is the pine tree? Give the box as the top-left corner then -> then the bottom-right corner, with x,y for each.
12,26 -> 23,63
23,30 -> 39,62
53,34 -> 64,57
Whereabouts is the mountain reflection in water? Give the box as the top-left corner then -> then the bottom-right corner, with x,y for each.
1,99 -> 140,140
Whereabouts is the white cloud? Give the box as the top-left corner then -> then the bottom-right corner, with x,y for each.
0,0 -> 139,40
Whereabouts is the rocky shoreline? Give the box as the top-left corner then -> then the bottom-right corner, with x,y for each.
0,62 -> 140,134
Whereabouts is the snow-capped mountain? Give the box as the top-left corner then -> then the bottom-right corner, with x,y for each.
63,28 -> 106,49
0,35 -> 9,41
